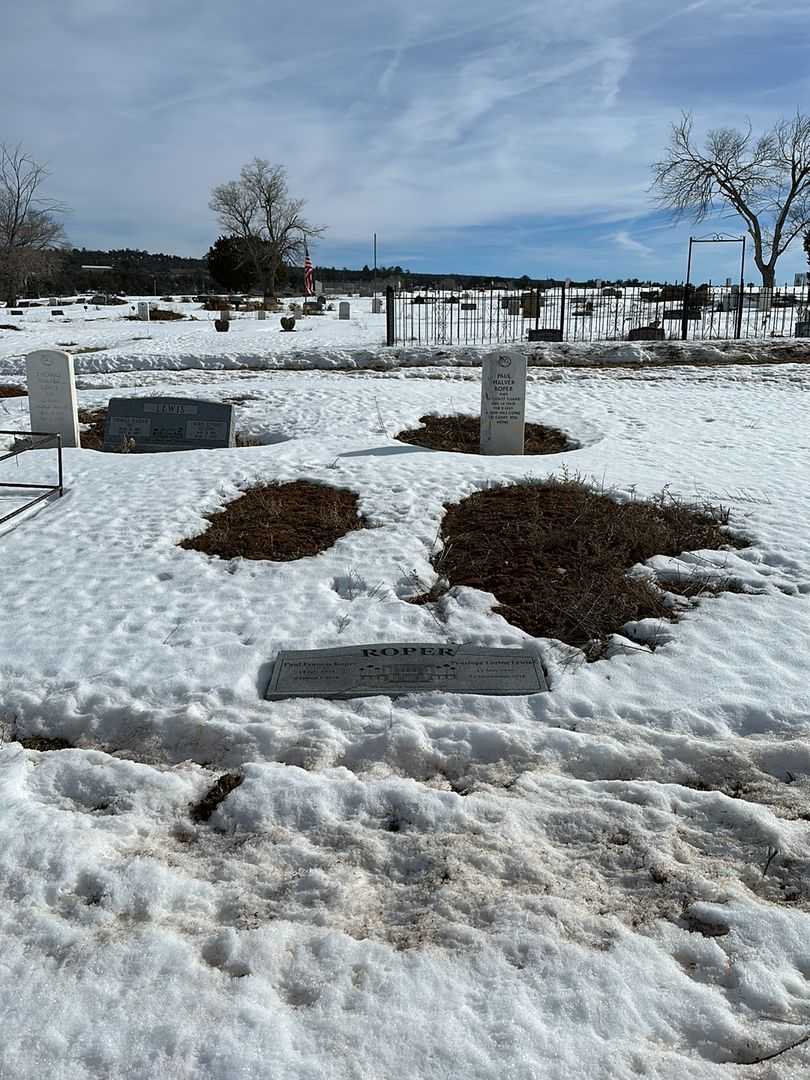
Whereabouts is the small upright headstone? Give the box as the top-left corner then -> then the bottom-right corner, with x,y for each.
338,301 -> 350,320
257,308 -> 267,321
137,301 -> 150,321
25,350 -> 80,448
371,298 -> 383,314
219,308 -> 230,322
480,353 -> 527,456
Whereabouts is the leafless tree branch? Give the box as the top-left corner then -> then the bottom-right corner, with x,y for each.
0,144 -> 67,305
209,159 -> 326,298
651,112 -> 810,287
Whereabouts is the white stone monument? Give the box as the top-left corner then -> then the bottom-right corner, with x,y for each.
480,353 -> 527,455
25,350 -> 80,448
137,301 -> 150,321
339,301 -> 350,320
257,308 -> 267,321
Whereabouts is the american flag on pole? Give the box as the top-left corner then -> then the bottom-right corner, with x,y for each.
304,245 -> 314,296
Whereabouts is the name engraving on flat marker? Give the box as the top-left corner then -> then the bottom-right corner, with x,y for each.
265,643 -> 548,700
102,397 -> 235,453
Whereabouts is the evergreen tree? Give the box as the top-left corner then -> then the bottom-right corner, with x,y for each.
206,235 -> 256,292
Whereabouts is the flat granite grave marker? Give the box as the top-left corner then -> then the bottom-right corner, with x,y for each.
25,350 -> 80,447
265,643 -> 547,699
102,397 -> 235,453
480,352 -> 527,455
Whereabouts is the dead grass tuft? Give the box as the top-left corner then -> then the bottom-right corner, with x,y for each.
179,481 -> 366,562
430,476 -> 747,648
0,385 -> 26,397
190,773 -> 243,823
19,736 -> 73,752
396,413 -> 574,455
78,408 -> 107,450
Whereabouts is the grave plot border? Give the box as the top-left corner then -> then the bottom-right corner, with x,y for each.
0,431 -> 64,526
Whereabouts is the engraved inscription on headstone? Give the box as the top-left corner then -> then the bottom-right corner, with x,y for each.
480,353 -> 527,455
265,643 -> 548,699
102,397 -> 236,453
338,301 -> 350,320
25,350 -> 80,447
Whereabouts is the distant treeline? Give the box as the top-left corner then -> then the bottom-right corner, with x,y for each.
25,249 -> 217,298
21,246 -> 670,298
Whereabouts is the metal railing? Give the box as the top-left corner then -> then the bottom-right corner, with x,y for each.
385,283 -> 810,346
0,431 -> 64,527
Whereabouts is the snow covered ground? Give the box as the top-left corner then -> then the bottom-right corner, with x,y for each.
1,305 -> 809,1078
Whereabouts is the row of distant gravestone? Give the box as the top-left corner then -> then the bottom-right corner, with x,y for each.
24,345 -> 528,456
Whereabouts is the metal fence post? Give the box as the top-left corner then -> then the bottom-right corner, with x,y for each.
385,286 -> 395,346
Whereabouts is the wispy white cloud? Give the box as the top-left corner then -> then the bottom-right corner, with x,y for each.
612,230 -> 654,257
3,0 -> 808,279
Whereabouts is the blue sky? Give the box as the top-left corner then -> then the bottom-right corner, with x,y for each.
5,0 -> 810,281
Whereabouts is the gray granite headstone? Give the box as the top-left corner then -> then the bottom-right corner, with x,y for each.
265,643 -> 547,699
137,301 -> 150,321
257,308 -> 267,320
102,397 -> 235,453
339,301 -> 350,320
480,353 -> 527,455
371,298 -> 383,314
25,350 -> 80,447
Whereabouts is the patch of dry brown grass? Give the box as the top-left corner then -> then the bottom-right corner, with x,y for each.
428,476 -> 747,649
179,481 -> 366,561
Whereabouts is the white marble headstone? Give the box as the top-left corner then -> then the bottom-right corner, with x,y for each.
480,353 -> 527,455
25,350 -> 80,448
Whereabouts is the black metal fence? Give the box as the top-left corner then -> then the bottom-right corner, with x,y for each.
385,283 -> 810,346
0,431 -> 64,527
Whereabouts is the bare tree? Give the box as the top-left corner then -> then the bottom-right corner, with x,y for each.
652,112 -> 810,289
209,159 -> 325,299
0,144 -> 67,306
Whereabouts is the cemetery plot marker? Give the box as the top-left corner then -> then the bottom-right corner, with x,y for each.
102,397 -> 235,453
266,643 -> 548,699
339,301 -> 350,320
480,353 -> 527,455
25,350 -> 80,448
